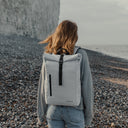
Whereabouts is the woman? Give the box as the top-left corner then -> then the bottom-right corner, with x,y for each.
37,20 -> 94,128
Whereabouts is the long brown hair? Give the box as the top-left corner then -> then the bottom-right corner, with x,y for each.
38,20 -> 78,55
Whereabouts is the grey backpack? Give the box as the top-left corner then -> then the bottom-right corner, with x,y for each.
43,46 -> 82,106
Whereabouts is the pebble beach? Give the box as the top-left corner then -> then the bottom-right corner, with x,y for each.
0,34 -> 128,128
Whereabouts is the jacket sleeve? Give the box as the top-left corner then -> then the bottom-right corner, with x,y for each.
80,49 -> 94,126
37,59 -> 48,124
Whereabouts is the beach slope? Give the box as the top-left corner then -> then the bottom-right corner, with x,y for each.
0,35 -> 127,127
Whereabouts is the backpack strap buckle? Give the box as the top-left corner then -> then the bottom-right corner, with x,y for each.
59,58 -> 63,64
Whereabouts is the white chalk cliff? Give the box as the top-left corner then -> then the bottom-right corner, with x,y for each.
0,0 -> 60,40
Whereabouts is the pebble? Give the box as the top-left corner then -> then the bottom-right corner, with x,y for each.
0,34 -> 128,127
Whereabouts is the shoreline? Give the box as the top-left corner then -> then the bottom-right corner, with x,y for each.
0,35 -> 128,127
80,44 -> 128,62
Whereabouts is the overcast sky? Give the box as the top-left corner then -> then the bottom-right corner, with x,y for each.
59,0 -> 128,45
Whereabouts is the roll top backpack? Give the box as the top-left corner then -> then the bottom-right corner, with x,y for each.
43,46 -> 82,106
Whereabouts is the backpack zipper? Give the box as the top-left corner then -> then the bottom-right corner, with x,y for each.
49,74 -> 52,96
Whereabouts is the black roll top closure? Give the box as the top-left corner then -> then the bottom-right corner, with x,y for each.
59,54 -> 64,86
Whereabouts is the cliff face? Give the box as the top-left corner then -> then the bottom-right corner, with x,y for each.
0,0 -> 60,40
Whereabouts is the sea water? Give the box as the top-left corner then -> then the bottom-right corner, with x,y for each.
80,44 -> 128,60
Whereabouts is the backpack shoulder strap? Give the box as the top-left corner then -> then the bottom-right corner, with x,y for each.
73,46 -> 81,54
